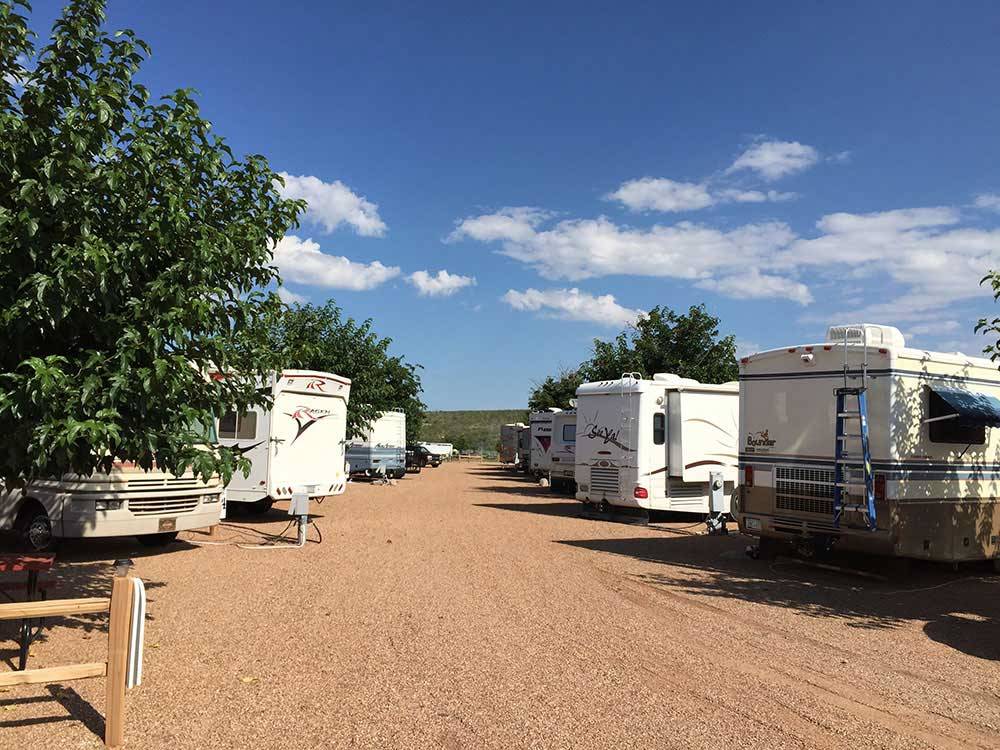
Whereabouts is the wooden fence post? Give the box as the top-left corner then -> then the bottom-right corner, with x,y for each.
105,576 -> 134,749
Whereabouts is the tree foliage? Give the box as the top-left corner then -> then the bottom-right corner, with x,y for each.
264,301 -> 426,441
528,369 -> 584,411
0,0 -> 302,484
528,304 -> 737,407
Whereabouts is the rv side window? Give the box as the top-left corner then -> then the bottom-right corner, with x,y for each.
653,413 -> 665,445
562,424 -> 575,442
237,411 -> 258,440
928,390 -> 986,445
219,411 -> 238,439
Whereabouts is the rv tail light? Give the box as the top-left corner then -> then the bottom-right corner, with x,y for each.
874,473 -> 886,502
744,465 -> 754,487
633,486 -> 649,499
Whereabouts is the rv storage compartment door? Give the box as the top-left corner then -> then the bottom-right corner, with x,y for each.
668,391 -> 682,478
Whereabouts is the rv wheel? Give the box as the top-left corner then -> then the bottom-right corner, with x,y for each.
136,532 -> 179,547
15,503 -> 53,552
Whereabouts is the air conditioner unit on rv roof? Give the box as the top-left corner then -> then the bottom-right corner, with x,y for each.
826,324 -> 905,349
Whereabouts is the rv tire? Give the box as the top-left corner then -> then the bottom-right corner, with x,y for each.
136,532 -> 179,547
15,502 -> 54,552
754,536 -> 780,561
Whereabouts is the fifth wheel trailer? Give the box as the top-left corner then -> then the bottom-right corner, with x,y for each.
549,410 -> 577,492
500,423 -> 524,465
529,409 -> 561,479
347,409 -> 407,479
575,374 -> 738,517
735,324 -> 1000,567
217,370 -> 351,513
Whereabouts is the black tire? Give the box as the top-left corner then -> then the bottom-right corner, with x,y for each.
15,502 -> 54,552
245,498 -> 274,515
393,469 -> 406,480
136,531 -> 178,547
755,536 -> 781,561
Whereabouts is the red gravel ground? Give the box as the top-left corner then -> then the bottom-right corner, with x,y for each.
2,461 -> 999,749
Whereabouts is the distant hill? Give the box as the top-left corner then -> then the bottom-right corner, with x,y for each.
420,409 -> 529,455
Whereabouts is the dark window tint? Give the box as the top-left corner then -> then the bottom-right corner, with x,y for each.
653,413 -> 665,445
219,411 -> 237,439
563,424 -> 576,442
928,389 -> 986,445
237,412 -> 258,440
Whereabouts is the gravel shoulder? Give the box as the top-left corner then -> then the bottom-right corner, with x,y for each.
3,461 -> 999,749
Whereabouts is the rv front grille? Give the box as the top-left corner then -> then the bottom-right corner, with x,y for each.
775,466 -> 835,516
667,479 -> 706,499
128,497 -> 200,516
589,467 -> 620,495
126,477 -> 203,492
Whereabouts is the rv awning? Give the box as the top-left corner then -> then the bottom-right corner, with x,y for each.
930,387 -> 1000,427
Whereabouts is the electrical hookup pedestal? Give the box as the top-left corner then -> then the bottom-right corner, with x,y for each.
705,470 -> 729,535
289,485 -> 316,547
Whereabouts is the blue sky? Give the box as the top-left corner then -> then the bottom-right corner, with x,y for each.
28,1 -> 1000,408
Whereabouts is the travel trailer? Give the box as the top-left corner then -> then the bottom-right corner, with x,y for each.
517,425 -> 531,472
217,370 -> 351,513
575,374 -> 739,518
549,410 -> 577,491
529,409 -> 561,479
0,460 -> 224,551
347,409 -> 407,479
736,324 -> 1000,567
420,442 -> 454,460
499,423 -> 524,465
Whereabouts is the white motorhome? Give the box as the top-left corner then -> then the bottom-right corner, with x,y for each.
500,423 -> 524,465
347,409 -> 406,479
575,374 -> 739,517
419,442 -> 454,460
549,410 -> 577,491
0,460 -> 224,551
217,370 -> 351,513
529,409 -> 561,478
736,324 -> 1000,567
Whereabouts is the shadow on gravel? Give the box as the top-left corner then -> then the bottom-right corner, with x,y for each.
558,535 -> 1000,659
0,685 -> 104,739
475,501 -> 583,519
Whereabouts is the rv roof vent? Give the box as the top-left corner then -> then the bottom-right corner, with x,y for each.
825,324 -> 905,349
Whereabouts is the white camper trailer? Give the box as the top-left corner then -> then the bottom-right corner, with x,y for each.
736,324 -> 1000,566
549,410 -> 577,491
517,425 -> 531,472
500,423 -> 524,465
575,374 -> 739,518
347,409 -> 406,479
420,442 -> 454,460
217,370 -> 351,513
529,409 -> 561,479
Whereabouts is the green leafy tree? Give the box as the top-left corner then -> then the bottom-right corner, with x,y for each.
0,0 -> 301,484
265,301 -> 425,440
583,305 -> 738,383
528,369 -> 584,411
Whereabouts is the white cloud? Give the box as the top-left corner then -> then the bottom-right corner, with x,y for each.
607,178 -> 714,212
717,189 -> 797,204
726,140 -> 820,180
974,193 -> 1000,212
272,235 -> 400,291
696,269 -> 813,305
277,287 -> 307,305
448,206 -> 551,243
906,320 -> 961,337
735,339 -> 762,359
277,173 -> 387,237
408,269 -> 477,297
502,288 -> 643,327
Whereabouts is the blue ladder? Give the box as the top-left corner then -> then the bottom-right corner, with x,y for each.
833,387 -> 877,531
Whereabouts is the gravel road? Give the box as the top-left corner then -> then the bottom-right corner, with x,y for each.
3,461 -> 999,748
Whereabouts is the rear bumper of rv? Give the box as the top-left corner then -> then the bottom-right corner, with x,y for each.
736,485 -> 1000,563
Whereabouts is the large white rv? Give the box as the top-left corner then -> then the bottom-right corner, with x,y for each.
575,374 -> 739,516
736,324 -> 1000,567
529,409 -> 561,479
217,370 -> 351,513
549,410 -> 577,491
500,423 -> 524,465
347,409 -> 406,479
517,425 -> 531,472
0,461 -> 224,551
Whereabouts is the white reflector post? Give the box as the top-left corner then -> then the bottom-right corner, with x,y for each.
126,578 -> 146,689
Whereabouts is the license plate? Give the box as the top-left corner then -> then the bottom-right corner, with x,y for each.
745,517 -> 761,531
158,518 -> 177,532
